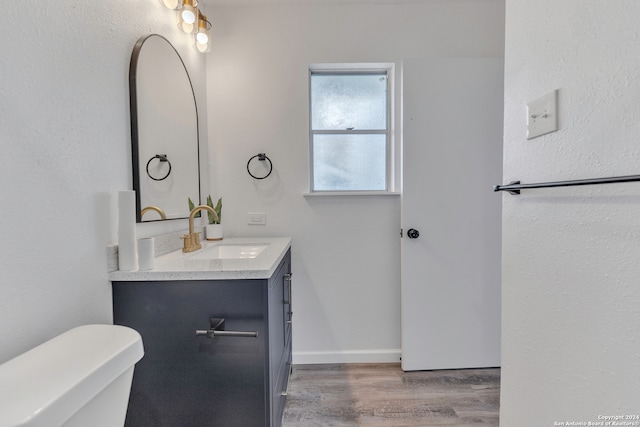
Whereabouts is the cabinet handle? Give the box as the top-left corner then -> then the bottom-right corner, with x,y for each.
196,329 -> 258,338
195,318 -> 258,339
284,273 -> 292,305
280,362 -> 292,396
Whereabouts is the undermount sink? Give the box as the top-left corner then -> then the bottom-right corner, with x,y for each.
188,243 -> 269,260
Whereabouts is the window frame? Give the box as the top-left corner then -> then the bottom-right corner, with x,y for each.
308,63 -> 395,195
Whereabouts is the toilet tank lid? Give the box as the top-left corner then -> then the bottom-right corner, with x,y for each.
0,324 -> 143,427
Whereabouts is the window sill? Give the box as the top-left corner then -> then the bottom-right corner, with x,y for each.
303,191 -> 401,197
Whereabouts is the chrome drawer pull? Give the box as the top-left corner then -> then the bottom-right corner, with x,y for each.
195,318 -> 258,339
280,362 -> 292,397
196,329 -> 258,338
284,273 -> 292,304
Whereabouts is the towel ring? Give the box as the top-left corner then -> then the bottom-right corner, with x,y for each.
146,154 -> 172,181
247,153 -> 273,180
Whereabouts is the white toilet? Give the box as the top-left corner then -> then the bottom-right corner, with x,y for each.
0,324 -> 144,427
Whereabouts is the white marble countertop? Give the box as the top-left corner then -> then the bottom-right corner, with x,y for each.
109,237 -> 291,282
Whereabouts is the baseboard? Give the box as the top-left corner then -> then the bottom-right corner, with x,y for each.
292,349 -> 401,365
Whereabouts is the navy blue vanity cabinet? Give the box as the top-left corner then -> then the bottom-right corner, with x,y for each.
112,249 -> 292,427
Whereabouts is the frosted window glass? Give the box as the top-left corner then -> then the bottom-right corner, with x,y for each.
311,74 -> 387,130
313,134 -> 387,191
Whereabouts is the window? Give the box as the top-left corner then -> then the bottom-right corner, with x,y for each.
309,65 -> 392,193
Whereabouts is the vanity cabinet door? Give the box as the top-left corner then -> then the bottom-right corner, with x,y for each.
113,279 -> 268,427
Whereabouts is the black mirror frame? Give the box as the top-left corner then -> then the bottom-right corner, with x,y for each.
129,34 -> 201,223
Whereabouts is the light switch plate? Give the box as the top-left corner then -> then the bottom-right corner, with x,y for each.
527,89 -> 558,140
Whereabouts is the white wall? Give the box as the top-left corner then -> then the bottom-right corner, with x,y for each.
0,1 -> 208,363
502,0 -> 640,423
205,1 -> 504,363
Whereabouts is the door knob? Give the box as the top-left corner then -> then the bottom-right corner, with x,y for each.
407,228 -> 420,239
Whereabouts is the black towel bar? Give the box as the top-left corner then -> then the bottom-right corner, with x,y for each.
494,174 -> 640,195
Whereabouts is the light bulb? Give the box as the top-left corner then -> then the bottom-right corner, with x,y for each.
181,9 -> 196,24
196,40 -> 210,53
197,32 -> 208,44
161,0 -> 180,9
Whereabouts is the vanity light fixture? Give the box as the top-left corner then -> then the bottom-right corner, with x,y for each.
178,0 -> 198,33
195,11 -> 212,53
159,0 -> 211,53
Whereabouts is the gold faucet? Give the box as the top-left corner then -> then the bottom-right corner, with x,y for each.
141,205 -> 167,220
182,205 -> 219,253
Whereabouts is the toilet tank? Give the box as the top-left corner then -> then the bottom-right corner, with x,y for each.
0,324 -> 144,427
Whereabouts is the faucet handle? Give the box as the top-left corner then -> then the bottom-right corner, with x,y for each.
181,233 -> 193,252
181,232 -> 202,253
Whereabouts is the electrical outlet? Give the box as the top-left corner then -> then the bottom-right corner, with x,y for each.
248,212 -> 266,225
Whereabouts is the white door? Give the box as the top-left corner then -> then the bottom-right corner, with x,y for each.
401,58 -> 503,371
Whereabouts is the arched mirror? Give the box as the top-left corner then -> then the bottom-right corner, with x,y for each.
129,34 -> 200,222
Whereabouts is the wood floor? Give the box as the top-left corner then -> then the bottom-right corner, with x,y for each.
282,364 -> 500,427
